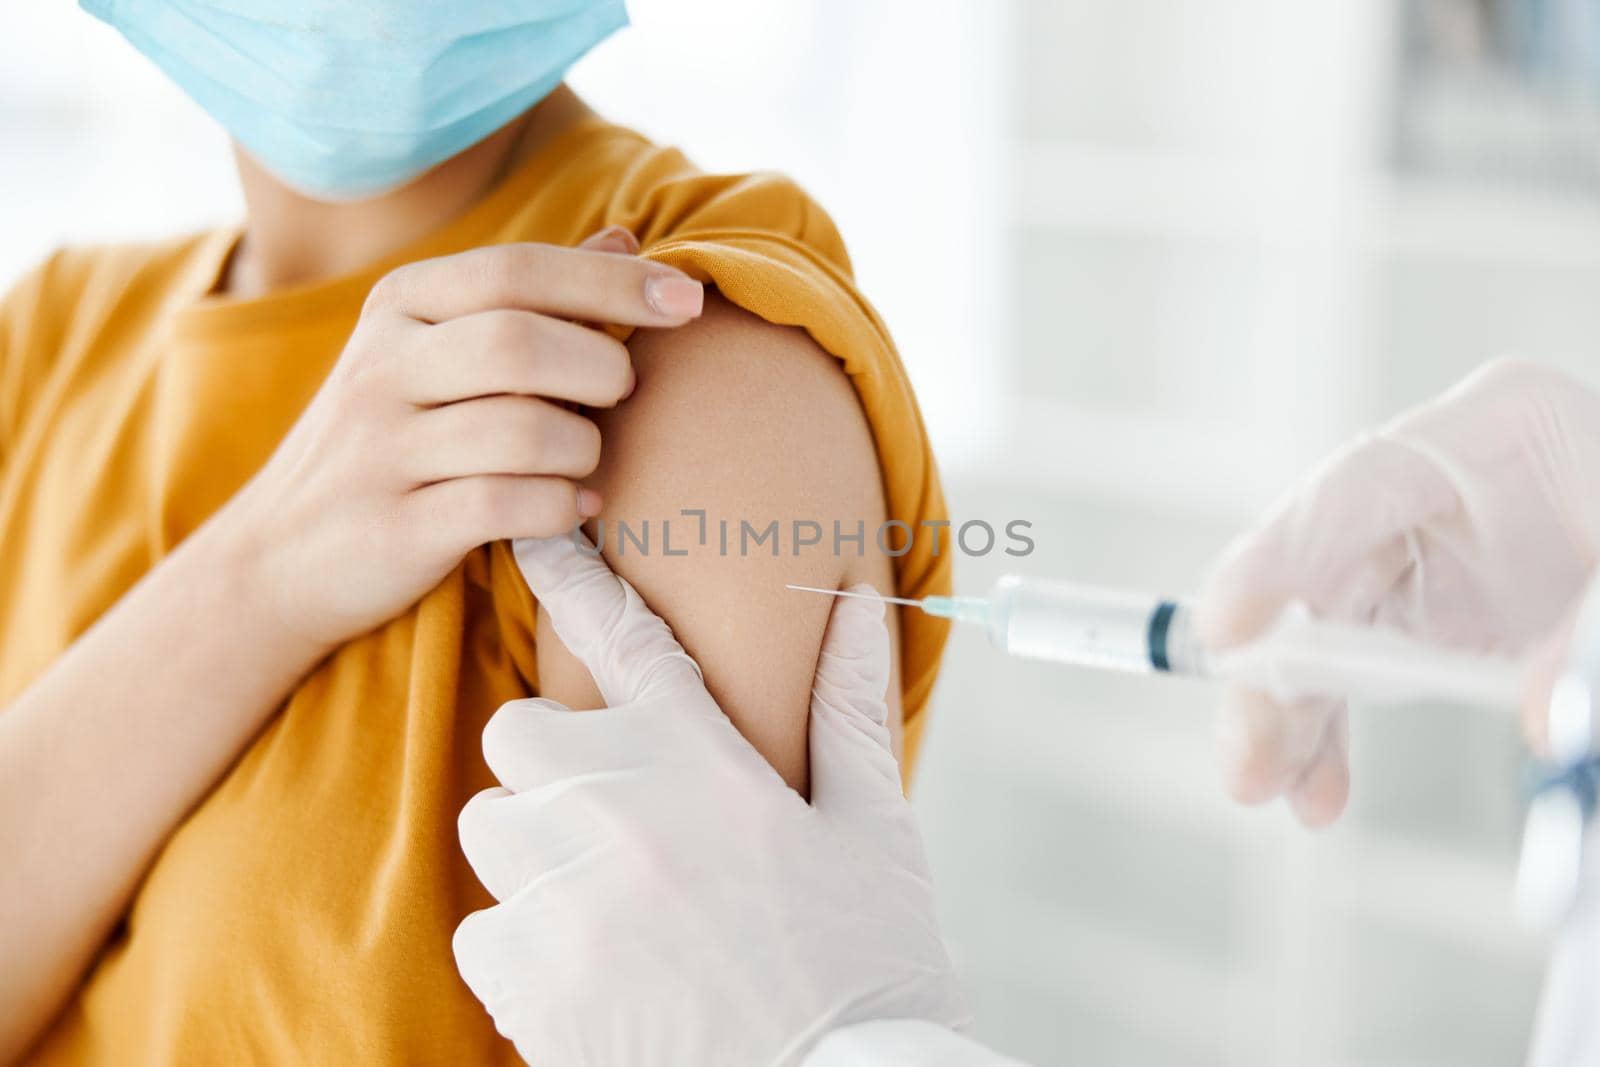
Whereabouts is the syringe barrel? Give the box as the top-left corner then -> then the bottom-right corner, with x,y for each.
985,575 -> 1205,675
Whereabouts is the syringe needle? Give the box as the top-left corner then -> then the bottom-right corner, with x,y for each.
783,584 -> 925,608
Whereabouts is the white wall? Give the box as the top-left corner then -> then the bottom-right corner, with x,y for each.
918,3 -> 1595,1064
4,3 -> 1593,1064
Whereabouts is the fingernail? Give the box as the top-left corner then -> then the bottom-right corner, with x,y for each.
577,488 -> 603,518
644,275 -> 704,320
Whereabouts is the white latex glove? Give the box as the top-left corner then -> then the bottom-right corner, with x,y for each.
1198,359 -> 1600,826
453,534 -> 969,1067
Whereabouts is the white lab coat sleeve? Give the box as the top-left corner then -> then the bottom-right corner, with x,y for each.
1526,819 -> 1600,1067
801,1020 -> 1032,1067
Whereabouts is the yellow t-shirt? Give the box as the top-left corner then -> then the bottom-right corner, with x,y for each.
4,116 -> 951,1064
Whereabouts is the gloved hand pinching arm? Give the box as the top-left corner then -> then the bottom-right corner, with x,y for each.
453,532 -> 969,1067
1197,358 -> 1600,826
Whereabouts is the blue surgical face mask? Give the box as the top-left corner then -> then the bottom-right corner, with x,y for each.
81,0 -> 627,201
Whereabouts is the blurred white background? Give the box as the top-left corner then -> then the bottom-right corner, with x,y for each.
8,1 -> 1600,1064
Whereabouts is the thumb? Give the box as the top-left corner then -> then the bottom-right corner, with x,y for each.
514,532 -> 703,706
574,227 -> 643,341
807,586 -> 905,816
577,225 -> 641,255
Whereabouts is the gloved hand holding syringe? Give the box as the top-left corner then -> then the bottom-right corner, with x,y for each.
787,574 -> 1525,711
456,361 -> 1600,1067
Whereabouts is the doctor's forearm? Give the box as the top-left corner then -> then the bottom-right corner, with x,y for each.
0,508 -> 327,1062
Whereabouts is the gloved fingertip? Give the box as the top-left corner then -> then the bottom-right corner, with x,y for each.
450,909 -> 479,961
842,583 -> 888,620
451,907 -> 500,994
457,786 -> 513,879
458,785 -> 511,833
1218,751 -> 1284,806
512,531 -> 596,597
1289,752 -> 1350,829
481,696 -> 570,777
820,587 -> 891,650
817,584 -> 892,700
1213,687 -> 1292,805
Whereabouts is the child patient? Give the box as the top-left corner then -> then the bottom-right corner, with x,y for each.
0,3 -> 951,1062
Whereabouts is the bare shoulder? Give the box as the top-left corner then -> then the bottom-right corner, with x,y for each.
533,292 -> 903,793
600,292 -> 882,512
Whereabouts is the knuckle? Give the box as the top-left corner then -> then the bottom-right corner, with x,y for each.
1460,355 -> 1564,407
326,374 -> 389,434
342,321 -> 408,381
517,403 -> 555,454
464,478 -> 513,531
465,474 -> 578,540
1474,354 -> 1540,387
569,418 -> 602,475
485,243 -> 545,304
483,310 -> 535,355
364,266 -> 411,312
522,404 -> 572,457
576,249 -> 646,306
595,339 -> 635,402
445,247 -> 507,310
572,249 -> 613,290
527,484 -> 581,537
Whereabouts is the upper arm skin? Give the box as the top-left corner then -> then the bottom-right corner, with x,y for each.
533,293 -> 903,794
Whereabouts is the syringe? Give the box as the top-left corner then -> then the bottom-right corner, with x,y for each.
786,575 -> 1525,710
